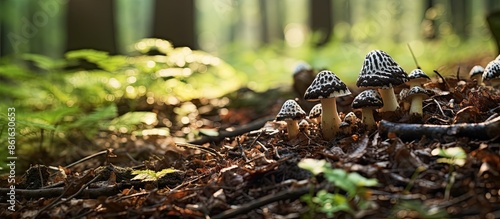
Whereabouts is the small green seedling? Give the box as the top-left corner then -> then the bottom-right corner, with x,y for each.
431,147 -> 466,167
431,147 -> 467,200
298,158 -> 378,218
131,168 -> 179,182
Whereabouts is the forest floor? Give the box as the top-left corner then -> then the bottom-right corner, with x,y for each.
2,61 -> 500,218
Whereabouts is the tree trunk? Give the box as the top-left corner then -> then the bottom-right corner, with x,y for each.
66,0 -> 116,54
152,0 -> 195,49
310,0 -> 332,46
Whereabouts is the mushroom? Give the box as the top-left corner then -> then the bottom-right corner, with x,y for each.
341,111 -> 358,134
304,70 -> 351,140
399,88 -> 410,111
405,86 -> 430,116
308,103 -> 322,124
407,69 -> 430,88
483,60 -> 500,87
275,100 -> 306,139
357,50 -> 408,112
351,89 -> 383,130
469,65 -> 484,85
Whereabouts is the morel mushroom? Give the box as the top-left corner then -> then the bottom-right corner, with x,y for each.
357,50 -> 408,112
351,89 -> 383,130
483,60 -> 500,87
304,70 -> 351,140
405,86 -> 430,116
469,65 -> 484,85
276,99 -> 306,139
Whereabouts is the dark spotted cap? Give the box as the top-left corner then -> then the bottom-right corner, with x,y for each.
469,65 -> 484,78
408,69 -> 430,81
351,89 -> 384,109
304,70 -> 351,101
405,86 -> 430,99
276,100 -> 306,121
483,60 -> 500,82
308,103 -> 322,119
356,50 -> 408,88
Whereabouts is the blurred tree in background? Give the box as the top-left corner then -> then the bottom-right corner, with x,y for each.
1,0 -> 499,56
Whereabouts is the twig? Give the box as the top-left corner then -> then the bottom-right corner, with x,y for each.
431,98 -> 448,119
212,185 -> 313,219
188,116 -> 274,145
379,116 -> 500,141
407,43 -> 420,69
34,172 -> 100,218
176,142 -> 224,161
63,150 -> 108,169
433,70 -> 452,91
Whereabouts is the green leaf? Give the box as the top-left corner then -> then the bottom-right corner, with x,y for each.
346,172 -> 378,187
108,111 -> 157,133
131,168 -> 179,182
298,158 -> 328,175
313,190 -> 352,217
432,147 -> 467,166
65,49 -> 110,63
22,54 -> 66,71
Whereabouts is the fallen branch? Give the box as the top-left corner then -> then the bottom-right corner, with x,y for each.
379,116 -> 500,141
188,116 -> 274,145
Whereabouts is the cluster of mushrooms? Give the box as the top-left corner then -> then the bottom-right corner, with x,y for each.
276,50 -> 500,141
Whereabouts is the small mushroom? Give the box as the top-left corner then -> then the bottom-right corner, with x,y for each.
351,89 -> 383,130
299,119 -> 310,135
469,65 -> 484,85
483,60 -> 500,87
308,103 -> 322,124
304,70 -> 351,140
341,112 -> 358,134
343,111 -> 358,125
405,86 -> 430,116
357,50 -> 408,112
276,99 -> 306,139
399,88 -> 410,111
407,69 -> 430,88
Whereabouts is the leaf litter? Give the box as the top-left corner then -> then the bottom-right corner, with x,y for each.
1,70 -> 500,218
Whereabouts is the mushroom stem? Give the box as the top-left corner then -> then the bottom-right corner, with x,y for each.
471,74 -> 483,85
407,81 -> 419,88
285,120 -> 300,139
378,88 -> 399,112
409,95 -> 423,115
320,98 -> 341,140
361,108 -> 377,130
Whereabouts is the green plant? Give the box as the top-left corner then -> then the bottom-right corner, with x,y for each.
0,38 -> 244,172
431,147 -> 467,200
298,158 -> 378,218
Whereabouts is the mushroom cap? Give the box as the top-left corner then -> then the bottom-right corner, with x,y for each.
405,86 -> 430,99
276,100 -> 306,121
469,65 -> 484,78
351,89 -> 384,109
308,103 -> 322,119
483,60 -> 500,82
399,88 -> 409,101
408,69 -> 430,82
304,70 -> 351,101
356,50 -> 408,88
343,111 -> 357,124
293,62 -> 312,76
